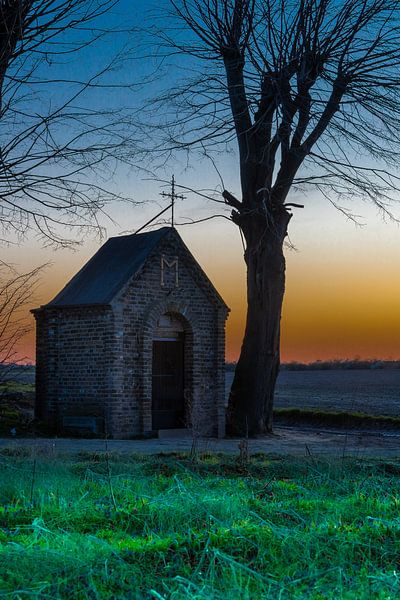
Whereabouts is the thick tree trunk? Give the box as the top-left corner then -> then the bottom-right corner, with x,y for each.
227,213 -> 290,437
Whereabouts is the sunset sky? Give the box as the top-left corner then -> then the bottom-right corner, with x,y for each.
2,0 -> 400,364
5,180 -> 400,364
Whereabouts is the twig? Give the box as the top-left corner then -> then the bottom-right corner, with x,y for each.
29,455 -> 37,505
104,418 -> 117,511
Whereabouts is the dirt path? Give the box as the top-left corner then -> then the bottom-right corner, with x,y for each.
1,427 -> 399,458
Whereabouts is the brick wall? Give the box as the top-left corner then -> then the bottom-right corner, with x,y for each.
34,306 -> 113,432
34,229 -> 229,438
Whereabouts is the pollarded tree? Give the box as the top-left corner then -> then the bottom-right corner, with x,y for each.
142,0 -> 400,435
0,0 -> 134,246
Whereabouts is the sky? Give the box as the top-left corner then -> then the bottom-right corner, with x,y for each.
7,184 -> 400,364
2,0 -> 400,364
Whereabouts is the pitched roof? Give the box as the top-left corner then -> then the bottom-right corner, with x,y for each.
45,227 -> 228,309
47,227 -> 171,307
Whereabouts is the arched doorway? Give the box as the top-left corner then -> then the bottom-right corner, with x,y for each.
152,313 -> 186,429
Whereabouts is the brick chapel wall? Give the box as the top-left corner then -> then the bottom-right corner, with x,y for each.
34,306 -> 113,432
110,232 -> 229,438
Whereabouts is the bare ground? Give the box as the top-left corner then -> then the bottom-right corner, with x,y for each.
226,369 -> 400,416
0,426 -> 399,458
1,369 -> 398,458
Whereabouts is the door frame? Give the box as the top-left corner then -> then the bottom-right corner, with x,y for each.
151,336 -> 185,429
140,306 -> 194,435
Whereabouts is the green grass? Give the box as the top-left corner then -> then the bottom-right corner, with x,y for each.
0,382 -> 35,394
274,408 -> 400,429
0,383 -> 34,435
0,451 -> 399,599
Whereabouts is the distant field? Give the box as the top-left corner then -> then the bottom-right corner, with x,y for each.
226,369 -> 400,417
0,365 -> 35,385
3,366 -> 400,419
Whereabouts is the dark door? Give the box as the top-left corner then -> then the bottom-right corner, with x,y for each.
152,339 -> 184,429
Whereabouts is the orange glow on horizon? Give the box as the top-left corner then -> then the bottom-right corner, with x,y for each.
8,208 -> 400,365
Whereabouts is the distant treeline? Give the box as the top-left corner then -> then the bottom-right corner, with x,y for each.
2,360 -> 400,379
226,360 -> 400,371
0,363 -> 35,384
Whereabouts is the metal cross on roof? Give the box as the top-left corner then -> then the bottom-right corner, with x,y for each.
160,175 -> 185,228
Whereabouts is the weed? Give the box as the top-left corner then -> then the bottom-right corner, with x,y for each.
0,453 -> 399,599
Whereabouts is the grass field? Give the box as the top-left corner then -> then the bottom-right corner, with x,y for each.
1,451 -> 399,599
0,382 -> 35,436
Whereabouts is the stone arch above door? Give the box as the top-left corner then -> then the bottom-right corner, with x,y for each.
142,299 -> 197,337
141,301 -> 195,434
154,313 -> 185,340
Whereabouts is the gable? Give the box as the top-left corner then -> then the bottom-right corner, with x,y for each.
45,226 -> 228,311
171,233 -> 229,309
114,229 -> 229,310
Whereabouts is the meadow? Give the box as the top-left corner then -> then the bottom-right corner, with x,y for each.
1,451 -> 400,599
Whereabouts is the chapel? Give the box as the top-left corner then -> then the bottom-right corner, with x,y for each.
33,227 -> 229,438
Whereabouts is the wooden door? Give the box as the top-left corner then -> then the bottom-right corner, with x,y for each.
152,339 -> 184,429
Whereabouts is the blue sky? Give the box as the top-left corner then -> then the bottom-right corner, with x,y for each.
3,0 -> 400,362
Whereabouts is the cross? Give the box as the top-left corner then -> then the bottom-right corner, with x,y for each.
160,175 -> 185,228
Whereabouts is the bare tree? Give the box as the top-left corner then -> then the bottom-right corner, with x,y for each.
139,0 -> 400,435
0,262 -> 44,377
0,0 -> 135,246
